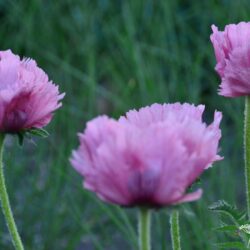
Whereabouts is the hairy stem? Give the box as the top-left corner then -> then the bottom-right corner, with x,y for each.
138,207 -> 151,250
244,96 -> 250,219
170,210 -> 181,250
0,134 -> 24,250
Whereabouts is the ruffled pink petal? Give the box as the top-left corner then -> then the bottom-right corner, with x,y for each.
0,49 -> 64,132
211,22 -> 250,97
174,189 -> 203,205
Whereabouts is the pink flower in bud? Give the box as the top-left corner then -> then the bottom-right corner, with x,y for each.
211,22 -> 250,97
71,103 -> 222,207
0,50 -> 64,133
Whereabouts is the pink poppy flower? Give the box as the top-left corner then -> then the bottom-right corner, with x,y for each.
211,22 -> 250,97
71,103 -> 222,207
0,50 -> 64,133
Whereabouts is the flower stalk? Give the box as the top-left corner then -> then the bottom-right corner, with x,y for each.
0,134 -> 24,250
244,96 -> 250,219
138,207 -> 151,250
170,210 -> 181,250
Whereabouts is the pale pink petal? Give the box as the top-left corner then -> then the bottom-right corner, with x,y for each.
174,189 -> 203,204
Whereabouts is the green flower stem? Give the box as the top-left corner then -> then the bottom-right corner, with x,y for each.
170,210 -> 181,250
138,207 -> 151,250
0,134 -> 24,250
245,96 -> 250,220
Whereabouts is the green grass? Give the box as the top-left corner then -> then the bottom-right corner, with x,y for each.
0,0 -> 250,249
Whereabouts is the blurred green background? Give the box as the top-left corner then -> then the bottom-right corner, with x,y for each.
0,0 -> 249,249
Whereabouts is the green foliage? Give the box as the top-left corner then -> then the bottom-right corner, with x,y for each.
209,200 -> 246,225
209,200 -> 250,249
27,128 -> 49,138
214,225 -> 238,233
239,224 -> 250,235
214,241 -> 246,250
16,128 -> 49,146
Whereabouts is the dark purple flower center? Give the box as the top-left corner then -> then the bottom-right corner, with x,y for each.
127,169 -> 159,206
2,92 -> 31,133
3,109 -> 27,133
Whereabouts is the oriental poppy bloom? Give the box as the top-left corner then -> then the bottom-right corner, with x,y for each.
0,49 -> 64,133
211,22 -> 250,97
71,103 -> 222,207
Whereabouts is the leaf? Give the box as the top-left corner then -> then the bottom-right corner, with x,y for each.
209,200 -> 245,225
27,128 -> 49,138
14,128 -> 49,145
239,224 -> 250,235
214,225 -> 238,232
238,212 -> 247,223
214,241 -> 246,249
